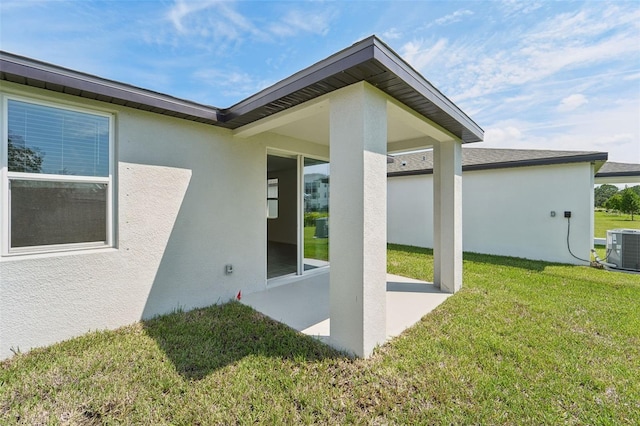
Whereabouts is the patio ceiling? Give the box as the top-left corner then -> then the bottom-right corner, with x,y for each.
232,86 -> 459,153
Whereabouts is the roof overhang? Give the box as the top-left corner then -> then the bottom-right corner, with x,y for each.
595,162 -> 640,184
0,36 -> 483,145
388,149 -> 608,177
224,36 -> 483,144
0,52 -> 222,124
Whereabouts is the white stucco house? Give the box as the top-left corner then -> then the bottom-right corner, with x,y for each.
0,37 -> 483,359
594,162 -> 640,185
388,148 -> 608,265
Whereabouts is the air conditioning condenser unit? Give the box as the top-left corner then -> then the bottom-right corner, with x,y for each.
606,229 -> 640,272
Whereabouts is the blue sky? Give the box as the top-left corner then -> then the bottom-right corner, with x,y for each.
1,0 -> 639,163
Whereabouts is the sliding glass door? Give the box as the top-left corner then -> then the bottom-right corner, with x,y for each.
266,154 -> 329,280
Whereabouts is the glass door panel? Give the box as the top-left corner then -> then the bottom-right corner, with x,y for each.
267,155 -> 298,279
303,158 -> 329,271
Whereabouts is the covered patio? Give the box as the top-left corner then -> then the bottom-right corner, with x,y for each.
242,272 -> 451,344
233,36 -> 483,357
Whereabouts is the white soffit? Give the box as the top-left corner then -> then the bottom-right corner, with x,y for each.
233,84 -> 457,151
233,97 -> 329,141
386,98 -> 456,144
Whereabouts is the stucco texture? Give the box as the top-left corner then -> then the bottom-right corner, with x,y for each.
388,162 -> 595,265
1,84 -> 267,358
329,83 -> 388,357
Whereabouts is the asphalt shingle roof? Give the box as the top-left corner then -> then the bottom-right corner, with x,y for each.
595,161 -> 640,178
388,147 -> 608,176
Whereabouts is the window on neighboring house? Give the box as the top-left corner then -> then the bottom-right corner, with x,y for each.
3,97 -> 113,254
267,178 -> 278,219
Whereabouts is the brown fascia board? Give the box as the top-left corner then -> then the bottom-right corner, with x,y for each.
1,37 -> 483,143
222,39 -> 377,120
0,51 -> 222,123
370,38 -> 483,142
388,152 -> 609,177
222,36 -> 484,143
596,171 -> 640,178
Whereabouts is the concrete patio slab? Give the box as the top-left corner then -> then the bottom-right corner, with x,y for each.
241,271 -> 451,345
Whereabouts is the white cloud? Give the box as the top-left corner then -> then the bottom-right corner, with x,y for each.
504,94 -> 535,104
479,98 -> 640,163
499,0 -> 543,17
434,9 -> 473,26
195,68 -> 252,87
453,32 -> 638,102
193,67 -> 272,101
269,9 -> 332,37
484,125 -> 524,145
166,0 -> 335,49
557,94 -> 588,112
400,4 -> 640,104
381,28 -> 402,40
166,0 -> 264,47
167,0 -> 220,33
401,38 -> 449,71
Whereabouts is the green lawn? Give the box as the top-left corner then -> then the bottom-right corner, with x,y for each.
2,246 -> 639,424
594,210 -> 640,237
304,225 -> 328,261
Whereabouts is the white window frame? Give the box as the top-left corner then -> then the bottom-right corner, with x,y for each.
1,94 -> 115,256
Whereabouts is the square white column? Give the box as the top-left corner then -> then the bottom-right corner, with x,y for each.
329,82 -> 387,358
433,140 -> 463,293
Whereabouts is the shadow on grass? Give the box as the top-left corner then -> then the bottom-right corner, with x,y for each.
387,243 -> 554,272
142,301 -> 344,380
463,251 -> 552,272
388,244 -> 433,257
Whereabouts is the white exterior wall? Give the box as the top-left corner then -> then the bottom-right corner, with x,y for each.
388,174 -> 434,248
0,83 -> 327,359
388,162 -> 595,265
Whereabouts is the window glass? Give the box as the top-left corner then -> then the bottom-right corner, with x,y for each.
8,99 -> 110,177
267,178 -> 278,219
303,158 -> 329,269
10,180 -> 107,248
4,97 -> 112,253
267,178 -> 278,198
267,199 -> 278,219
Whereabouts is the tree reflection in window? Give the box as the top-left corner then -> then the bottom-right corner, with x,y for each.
8,132 -> 44,173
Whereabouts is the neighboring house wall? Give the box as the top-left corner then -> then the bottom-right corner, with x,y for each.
304,173 -> 330,212
0,82 -> 327,358
388,162 -> 595,265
